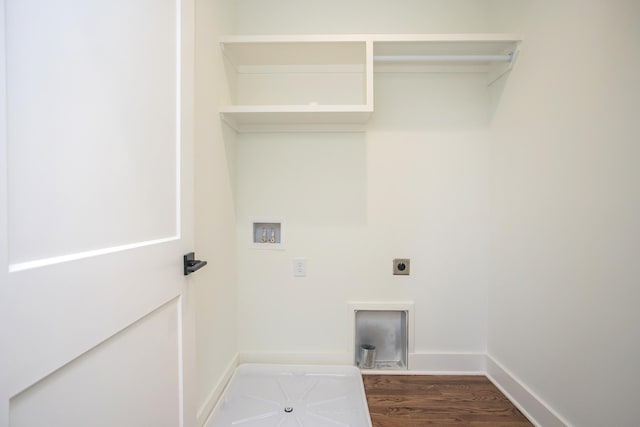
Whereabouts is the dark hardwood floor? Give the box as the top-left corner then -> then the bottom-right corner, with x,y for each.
363,375 -> 533,427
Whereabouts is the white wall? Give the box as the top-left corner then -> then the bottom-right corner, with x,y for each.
236,0 -> 491,34
228,1 -> 640,424
234,0 -> 492,365
488,1 -> 640,426
194,0 -> 238,423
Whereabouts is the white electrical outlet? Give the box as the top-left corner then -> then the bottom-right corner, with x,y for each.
293,258 -> 307,277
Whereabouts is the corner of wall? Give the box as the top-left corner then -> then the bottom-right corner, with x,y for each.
197,353 -> 239,427
194,0 -> 239,419
486,355 -> 569,427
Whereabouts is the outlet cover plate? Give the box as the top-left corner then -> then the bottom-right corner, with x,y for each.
393,258 -> 410,275
293,257 -> 307,277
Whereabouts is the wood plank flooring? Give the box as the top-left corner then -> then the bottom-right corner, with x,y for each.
363,375 -> 533,427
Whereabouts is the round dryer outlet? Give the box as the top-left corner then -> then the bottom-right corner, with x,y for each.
393,258 -> 410,275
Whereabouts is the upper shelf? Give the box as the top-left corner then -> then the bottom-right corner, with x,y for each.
219,34 -> 521,132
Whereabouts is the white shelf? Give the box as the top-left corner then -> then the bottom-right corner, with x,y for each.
221,36 -> 373,132
220,105 -> 373,132
219,34 -> 521,132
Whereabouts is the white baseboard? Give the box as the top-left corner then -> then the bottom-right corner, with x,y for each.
238,351 -> 353,366
197,353 -> 239,427
408,352 -> 486,374
237,351 -> 486,374
486,356 -> 569,427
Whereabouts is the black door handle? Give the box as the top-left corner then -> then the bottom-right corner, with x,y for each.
183,252 -> 207,276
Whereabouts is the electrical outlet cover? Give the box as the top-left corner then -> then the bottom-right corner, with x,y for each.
293,257 -> 307,277
393,258 -> 410,275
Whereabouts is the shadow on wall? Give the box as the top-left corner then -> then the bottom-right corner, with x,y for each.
221,122 -> 238,201
235,132 -> 368,226
370,72 -> 492,131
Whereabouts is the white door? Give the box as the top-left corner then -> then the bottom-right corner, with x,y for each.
0,1 -> 197,426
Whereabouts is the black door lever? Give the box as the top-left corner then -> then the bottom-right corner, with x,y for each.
183,252 -> 208,276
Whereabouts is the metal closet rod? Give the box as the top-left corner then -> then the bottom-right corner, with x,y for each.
374,52 -> 513,63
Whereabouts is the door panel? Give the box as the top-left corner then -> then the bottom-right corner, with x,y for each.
10,299 -> 180,427
6,0 -> 178,265
0,0 -> 195,426
5,244 -> 183,395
